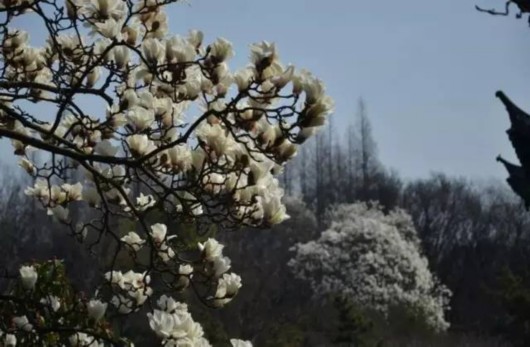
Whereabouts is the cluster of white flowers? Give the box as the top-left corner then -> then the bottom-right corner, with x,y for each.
4,0 -> 332,228
104,270 -> 152,314
197,238 -> 242,307
0,0 -> 331,344
147,295 -> 210,346
2,261 -> 131,346
289,202 -> 452,332
147,294 -> 252,347
24,180 -> 83,222
68,332 -> 105,347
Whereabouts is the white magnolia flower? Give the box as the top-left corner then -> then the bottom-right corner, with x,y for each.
4,334 -> 16,347
198,238 -> 224,262
148,301 -> 207,344
187,29 -> 204,48
143,10 -> 168,38
121,231 -> 145,251
214,273 -> 242,306
127,134 -> 156,156
271,65 -> 294,90
40,295 -> 61,312
209,37 -> 234,62
112,45 -> 130,68
93,18 -> 124,39
122,270 -> 151,288
195,123 -> 235,157
142,38 -> 165,64
234,68 -> 254,91
157,295 -> 187,313
165,145 -> 193,173
250,41 -> 277,66
178,264 -> 194,276
302,94 -> 334,127
106,270 -> 152,312
127,106 -> 155,131
150,223 -> 168,244
136,193 -> 156,211
62,182 -> 83,202
18,158 -> 35,174
217,273 -> 242,297
149,223 -> 176,262
261,191 -> 289,225
83,0 -> 126,19
24,179 -> 50,200
19,265 -> 38,290
87,299 -> 108,321
69,331 -> 103,347
166,35 -> 196,63
148,309 -> 175,339
231,339 -> 253,347
13,316 -> 33,332
86,66 -> 101,87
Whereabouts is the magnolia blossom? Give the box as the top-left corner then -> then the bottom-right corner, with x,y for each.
4,0 -> 333,344
121,231 -> 145,252
4,334 -> 16,347
195,122 -> 236,157
62,183 -> 83,202
13,316 -> 33,332
163,145 -> 193,173
289,202 -> 451,332
127,106 -> 155,131
166,35 -> 196,63
209,37 -> 234,62
148,296 -> 211,346
231,339 -> 253,347
150,223 -> 176,263
18,158 -> 35,174
87,299 -> 108,321
213,273 -> 242,307
127,134 -> 155,156
105,270 -> 152,312
136,193 -> 156,211
40,295 -> 61,312
178,265 -> 193,276
19,265 -> 38,290
69,332 -> 104,347
198,238 -> 224,262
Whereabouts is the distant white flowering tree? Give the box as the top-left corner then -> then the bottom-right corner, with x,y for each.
288,202 -> 451,333
0,0 -> 333,345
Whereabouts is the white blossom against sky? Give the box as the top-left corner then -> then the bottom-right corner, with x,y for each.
5,0 -> 530,179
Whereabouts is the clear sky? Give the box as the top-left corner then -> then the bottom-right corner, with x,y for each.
171,0 -> 530,180
5,0 -> 530,180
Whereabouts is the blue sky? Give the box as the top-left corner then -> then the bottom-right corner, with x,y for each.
171,0 -> 530,180
5,0 -> 530,180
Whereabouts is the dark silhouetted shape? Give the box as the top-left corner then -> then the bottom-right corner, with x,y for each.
476,0 -> 530,25
496,91 -> 530,208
